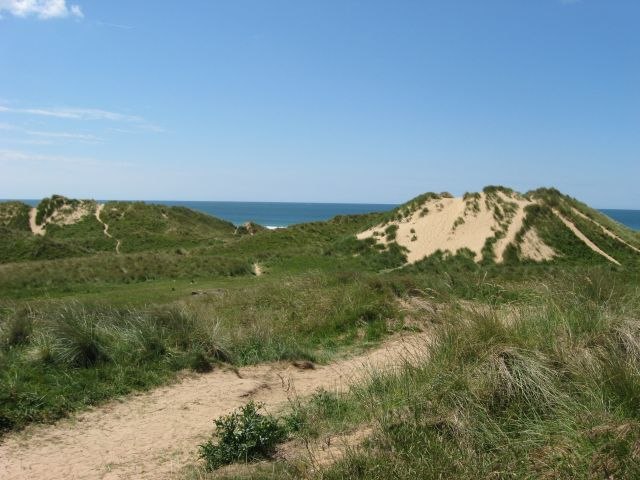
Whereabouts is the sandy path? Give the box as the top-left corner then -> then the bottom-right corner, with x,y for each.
28,208 -> 45,236
95,204 -> 112,238
0,333 -> 430,480
553,209 -> 620,265
95,204 -> 121,254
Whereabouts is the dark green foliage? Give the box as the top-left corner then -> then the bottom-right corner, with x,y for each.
199,402 -> 287,470
483,185 -> 515,196
384,224 -> 398,241
1,309 -> 33,347
51,308 -> 110,367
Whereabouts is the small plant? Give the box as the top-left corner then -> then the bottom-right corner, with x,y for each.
452,216 -> 466,230
385,224 -> 399,242
199,401 -> 287,470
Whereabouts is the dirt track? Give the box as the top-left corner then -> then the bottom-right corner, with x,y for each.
0,333 -> 430,480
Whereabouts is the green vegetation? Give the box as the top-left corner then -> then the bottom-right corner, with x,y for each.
199,401 -> 288,470
1,188 -> 639,479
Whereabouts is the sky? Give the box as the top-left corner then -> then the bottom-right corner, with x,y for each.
0,1 -> 638,207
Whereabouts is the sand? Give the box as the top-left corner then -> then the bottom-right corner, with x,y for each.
358,191 -> 630,266
0,332 -> 430,480
519,228 -> 556,262
95,203 -> 121,254
552,209 -> 620,265
28,208 -> 45,236
493,193 -> 533,263
571,207 -> 640,254
358,192 -> 544,264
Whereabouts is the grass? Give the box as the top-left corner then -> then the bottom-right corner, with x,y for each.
0,270 -> 404,432
200,266 -> 640,479
0,188 -> 639,480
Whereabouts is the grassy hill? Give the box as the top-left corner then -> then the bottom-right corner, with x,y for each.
0,195 -> 237,263
0,187 -> 639,479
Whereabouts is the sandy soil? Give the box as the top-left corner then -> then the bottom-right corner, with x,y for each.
0,333 -> 430,480
253,263 -> 263,276
95,203 -> 121,254
358,193 -> 539,264
519,228 -> 556,262
49,203 -> 92,226
552,209 -> 620,265
94,204 -> 112,238
28,208 -> 45,236
493,194 -> 534,263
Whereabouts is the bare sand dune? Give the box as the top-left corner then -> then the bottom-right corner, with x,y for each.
0,333 -> 430,480
357,190 -> 639,266
358,191 -> 557,264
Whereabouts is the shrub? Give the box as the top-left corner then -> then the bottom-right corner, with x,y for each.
51,308 -> 110,367
1,309 -> 33,348
385,224 -> 399,242
199,401 -> 287,470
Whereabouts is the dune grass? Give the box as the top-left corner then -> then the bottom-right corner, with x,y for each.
0,270 -> 403,433
196,266 -> 640,479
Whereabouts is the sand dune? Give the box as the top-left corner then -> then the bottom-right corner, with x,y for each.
358,189 -> 637,266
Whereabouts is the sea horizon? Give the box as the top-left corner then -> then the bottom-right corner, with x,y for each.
4,199 -> 640,231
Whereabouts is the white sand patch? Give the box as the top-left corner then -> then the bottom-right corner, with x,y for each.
552,209 -> 620,265
358,192 -> 535,264
519,228 -> 556,262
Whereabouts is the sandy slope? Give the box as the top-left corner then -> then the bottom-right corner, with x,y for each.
357,190 -> 640,266
357,192 -> 554,263
0,333 -> 430,480
552,209 -> 620,265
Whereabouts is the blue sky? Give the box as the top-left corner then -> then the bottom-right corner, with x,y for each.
0,1 -> 638,207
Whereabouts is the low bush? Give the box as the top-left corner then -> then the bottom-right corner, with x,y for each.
199,401 -> 287,470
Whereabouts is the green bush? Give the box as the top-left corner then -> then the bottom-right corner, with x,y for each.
199,401 -> 287,470
1,309 -> 33,348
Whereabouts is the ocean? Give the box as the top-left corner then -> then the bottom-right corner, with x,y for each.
11,200 -> 640,231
